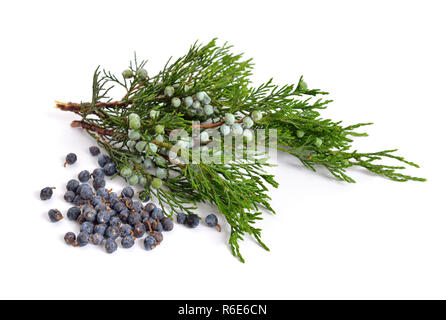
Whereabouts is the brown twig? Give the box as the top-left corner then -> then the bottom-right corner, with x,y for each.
191,118 -> 244,129
56,101 -> 128,113
71,120 -> 115,136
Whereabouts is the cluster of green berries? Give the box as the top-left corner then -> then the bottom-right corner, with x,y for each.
122,68 -> 148,80
164,86 -> 216,118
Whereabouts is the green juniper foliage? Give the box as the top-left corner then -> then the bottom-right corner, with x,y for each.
57,39 -> 424,262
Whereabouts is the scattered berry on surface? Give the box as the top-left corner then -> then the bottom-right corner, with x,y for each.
64,190 -> 76,203
177,212 -> 187,224
121,236 -> 135,249
64,153 -> 77,167
67,206 -> 81,221
89,146 -> 100,156
160,217 -> 174,231
143,236 -> 157,250
90,233 -> 104,245
77,232 -> 90,247
80,221 -> 94,234
48,209 -> 63,222
105,239 -> 118,253
98,154 -> 112,168
152,231 -> 163,244
40,187 -> 55,200
66,179 -> 80,192
78,170 -> 90,183
103,162 -> 117,176
105,226 -> 120,240
186,214 -> 200,228
64,232 -> 76,245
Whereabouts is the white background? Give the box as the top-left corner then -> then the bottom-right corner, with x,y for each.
0,0 -> 444,299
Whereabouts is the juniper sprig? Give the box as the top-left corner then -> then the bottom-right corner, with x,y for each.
56,39 -> 425,262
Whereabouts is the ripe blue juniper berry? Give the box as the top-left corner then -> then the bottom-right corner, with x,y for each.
67,206 -> 81,220
89,146 -> 100,156
119,224 -> 133,237
77,232 -> 90,247
103,162 -> 117,176
78,170 -> 90,183
48,209 -> 63,222
151,208 -> 164,220
64,153 -> 77,167
64,190 -> 76,203
133,223 -> 146,238
121,236 -> 135,249
92,168 -> 105,179
97,154 -> 111,168
152,231 -> 163,244
186,214 -> 200,228
90,233 -> 104,245
143,236 -> 157,251
80,221 -> 94,234
160,217 -> 174,231
121,186 -> 134,198
177,212 -> 187,224
105,238 -> 118,253
40,187 -> 55,200
66,179 -> 79,192
64,232 -> 76,245
205,214 -> 221,231
105,226 -> 120,240
93,177 -> 106,190
94,224 -> 107,236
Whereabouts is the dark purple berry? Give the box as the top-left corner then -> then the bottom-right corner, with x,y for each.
160,217 -> 174,231
80,221 -> 94,234
48,209 -> 63,222
151,207 -> 164,220
121,236 -> 135,249
103,162 -> 116,176
77,232 -> 90,247
128,213 -> 141,226
92,168 -> 105,179
40,187 -> 54,200
177,212 -> 187,224
151,220 -> 163,232
104,238 -> 117,253
186,214 -> 200,228
133,223 -> 146,238
109,216 -> 121,227
96,188 -> 108,199
131,200 -> 143,212
93,178 -> 106,190
144,203 -> 156,213
152,231 -> 163,244
113,201 -> 127,213
83,207 -> 97,222
64,190 -> 76,203
98,154 -> 111,168
65,153 -> 77,166
119,224 -> 133,237
67,206 -> 81,221
64,232 -> 76,245
66,179 -> 80,192
121,186 -> 134,198
105,226 -> 119,240
79,184 -> 93,200
143,236 -> 157,250
89,146 -> 100,156
90,233 -> 104,245
78,170 -> 90,183
205,214 -> 218,227
96,210 -> 111,224
94,224 -> 107,236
